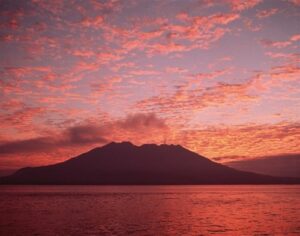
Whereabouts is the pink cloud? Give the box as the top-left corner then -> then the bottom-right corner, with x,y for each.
165,67 -> 188,74
129,69 -> 160,76
99,12 -> 239,57
179,122 -> 300,160
0,107 -> 46,138
0,9 -> 24,30
0,34 -> 14,42
243,19 -> 262,32
80,15 -> 104,28
265,52 -> 298,60
91,76 -> 123,95
72,50 -> 95,58
260,34 -> 300,49
290,34 -> 300,41
73,61 -> 100,74
0,99 -> 25,110
256,8 -> 278,18
209,13 -> 240,25
270,64 -> 300,82
135,75 -> 258,117
96,51 -> 123,64
193,68 -> 231,80
111,62 -> 136,72
3,66 -> 52,78
289,0 -> 300,6
260,39 -> 291,49
229,0 -> 262,11
147,42 -> 188,55
162,13 -> 239,51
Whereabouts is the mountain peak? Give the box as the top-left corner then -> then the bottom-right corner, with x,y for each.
105,142 -> 184,151
105,141 -> 135,147
1,142 -> 299,184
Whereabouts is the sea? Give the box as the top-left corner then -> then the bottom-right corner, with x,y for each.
0,185 -> 299,235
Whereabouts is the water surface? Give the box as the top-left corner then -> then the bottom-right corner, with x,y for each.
0,185 -> 299,235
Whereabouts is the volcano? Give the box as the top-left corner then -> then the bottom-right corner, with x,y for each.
1,142 -> 299,184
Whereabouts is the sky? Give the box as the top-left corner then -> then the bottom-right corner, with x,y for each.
0,0 -> 299,170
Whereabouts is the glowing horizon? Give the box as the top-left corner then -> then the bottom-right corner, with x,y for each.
0,0 -> 299,170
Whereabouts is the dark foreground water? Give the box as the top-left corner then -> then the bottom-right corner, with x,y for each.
0,185 -> 299,235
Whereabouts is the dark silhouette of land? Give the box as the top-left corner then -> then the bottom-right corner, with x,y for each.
0,169 -> 15,177
1,142 -> 299,184
225,154 -> 300,178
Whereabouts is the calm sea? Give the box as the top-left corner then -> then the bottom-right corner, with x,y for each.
0,185 -> 299,235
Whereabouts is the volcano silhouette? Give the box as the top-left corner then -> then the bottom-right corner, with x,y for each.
1,142 -> 299,184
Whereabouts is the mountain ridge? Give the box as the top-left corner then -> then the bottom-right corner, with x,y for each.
1,142 -> 299,185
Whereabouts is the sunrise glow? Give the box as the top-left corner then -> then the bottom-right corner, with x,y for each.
0,0 -> 299,170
